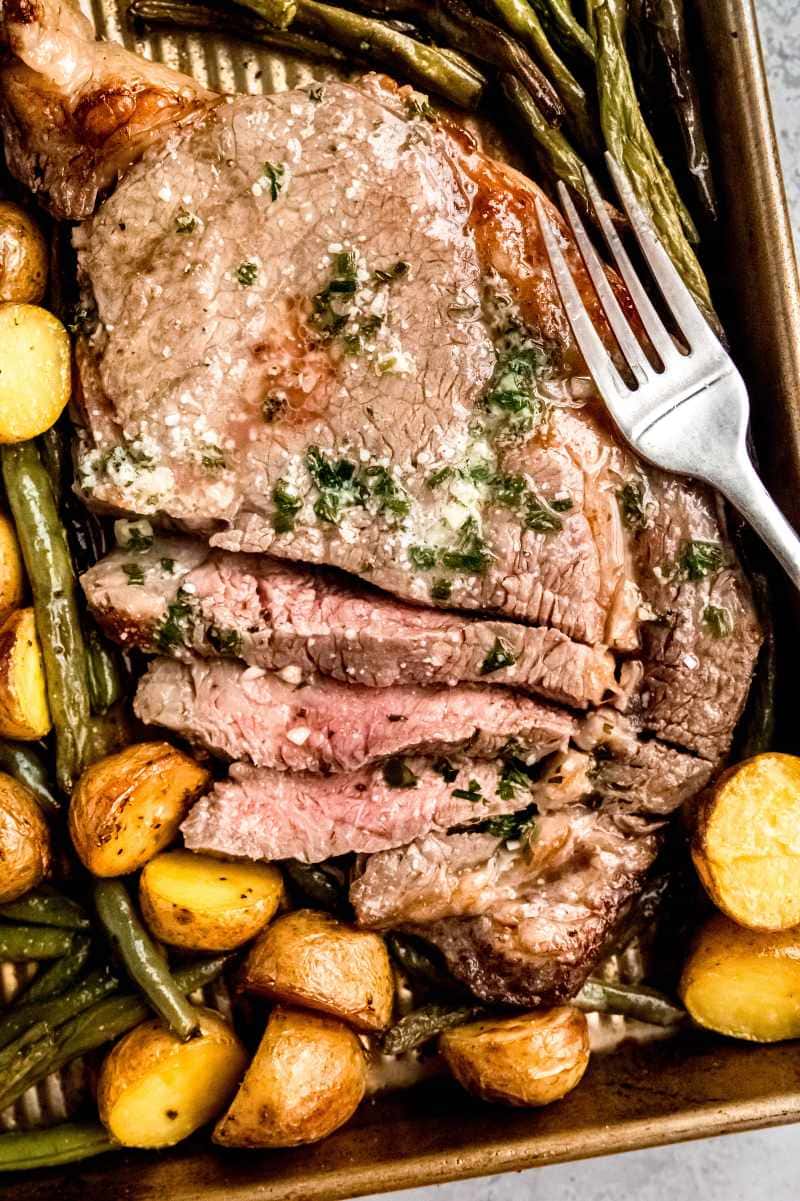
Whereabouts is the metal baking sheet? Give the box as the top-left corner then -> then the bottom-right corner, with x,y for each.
4,0 -> 800,1194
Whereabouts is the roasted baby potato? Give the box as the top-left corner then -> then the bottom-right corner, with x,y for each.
98,1008 -> 247,1147
692,753 -> 800,930
440,1007 -> 590,1107
0,202 -> 47,304
0,511 -> 24,624
0,770 -> 51,903
242,908 -> 394,1032
680,912 -> 800,1041
213,1006 -> 366,1148
0,608 -> 51,740
69,742 -> 211,876
140,850 -> 284,951
0,304 -> 71,442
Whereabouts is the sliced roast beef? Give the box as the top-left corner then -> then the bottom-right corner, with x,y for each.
181,757 -> 556,863
81,538 -> 621,710
350,807 -> 660,1005
134,656 -> 575,773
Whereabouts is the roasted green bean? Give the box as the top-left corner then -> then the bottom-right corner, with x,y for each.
0,741 -> 60,816
0,967 -> 119,1052
0,957 -> 230,1111
130,0 -> 349,59
16,935 -> 91,1003
95,879 -> 201,1041
1,441 -> 93,793
382,1003 -> 482,1054
0,888 -> 89,930
0,923 -> 75,961
283,859 -> 348,911
0,1123 -> 115,1172
386,932 -> 463,994
534,0 -> 595,59
85,624 -> 124,715
573,978 -> 685,1026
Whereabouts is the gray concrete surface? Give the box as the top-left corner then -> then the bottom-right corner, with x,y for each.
360,3 -> 800,1197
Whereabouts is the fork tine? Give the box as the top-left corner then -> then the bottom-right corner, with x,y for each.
534,196 -> 631,408
605,153 -> 719,350
556,181 -> 652,387
580,167 -> 678,366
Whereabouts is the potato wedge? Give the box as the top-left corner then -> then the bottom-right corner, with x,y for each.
0,609 -> 51,740
0,511 -> 24,624
69,742 -> 210,876
0,770 -> 51,903
680,912 -> 800,1041
242,909 -> 394,1032
440,1007 -> 590,1107
0,203 -> 47,304
98,1008 -> 246,1147
213,1006 -> 365,1148
140,850 -> 284,951
0,304 -> 70,442
692,753 -> 800,930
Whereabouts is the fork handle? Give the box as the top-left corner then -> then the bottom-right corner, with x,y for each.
712,448 -> 800,593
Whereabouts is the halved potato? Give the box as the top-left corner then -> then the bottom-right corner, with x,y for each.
440,1007 -> 590,1107
0,608 -> 51,740
140,850 -> 284,951
680,912 -> 800,1041
242,908 -> 394,1032
0,304 -> 71,442
0,771 -> 51,903
692,753 -> 800,930
0,511 -> 24,624
0,202 -> 47,304
98,1008 -> 247,1147
68,742 -> 210,876
213,1006 -> 366,1148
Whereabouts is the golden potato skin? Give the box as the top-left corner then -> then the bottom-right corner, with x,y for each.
680,912 -> 800,1041
440,1007 -> 590,1107
0,609 -> 51,740
692,753 -> 800,931
98,1008 -> 247,1148
0,203 -> 47,304
0,512 -> 24,624
0,771 -> 51,903
69,742 -> 210,876
213,1006 -> 366,1148
140,850 -> 284,951
242,908 -> 394,1032
0,304 -> 71,442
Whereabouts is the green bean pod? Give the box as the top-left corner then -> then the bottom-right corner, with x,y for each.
1,442 -> 93,794
0,741 -> 60,816
17,935 -> 91,1003
0,888 -> 90,929
0,1123 -> 115,1173
0,967 -> 119,1052
283,859 -> 348,912
0,923 -> 75,961
85,624 -> 124,715
382,1003 -> 483,1054
573,978 -> 686,1026
94,879 -> 202,1041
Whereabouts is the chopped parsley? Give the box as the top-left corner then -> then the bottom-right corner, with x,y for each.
481,805 -> 537,842
382,758 -> 418,789
272,480 -> 302,533
263,161 -> 285,201
440,517 -> 491,574
409,545 -> 438,570
678,540 -> 725,581
431,578 -> 452,602
550,496 -> 574,513
524,496 -> 563,533
617,480 -> 649,530
236,261 -> 258,286
433,758 -> 459,783
115,519 -> 153,553
489,472 -> 526,508
208,626 -> 243,656
483,347 -> 549,434
703,604 -> 733,638
496,758 -> 533,802
363,465 -> 410,518
155,589 -> 196,651
160,558 -> 175,574
305,446 -> 408,526
201,449 -> 225,471
121,563 -> 144,586
175,210 -> 197,235
426,466 -> 454,489
480,638 -> 517,675
373,261 -> 410,284
262,395 -> 286,423
452,778 -> 483,803
405,94 -> 434,120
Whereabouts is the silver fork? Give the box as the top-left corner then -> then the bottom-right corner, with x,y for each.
534,155 -> 800,591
